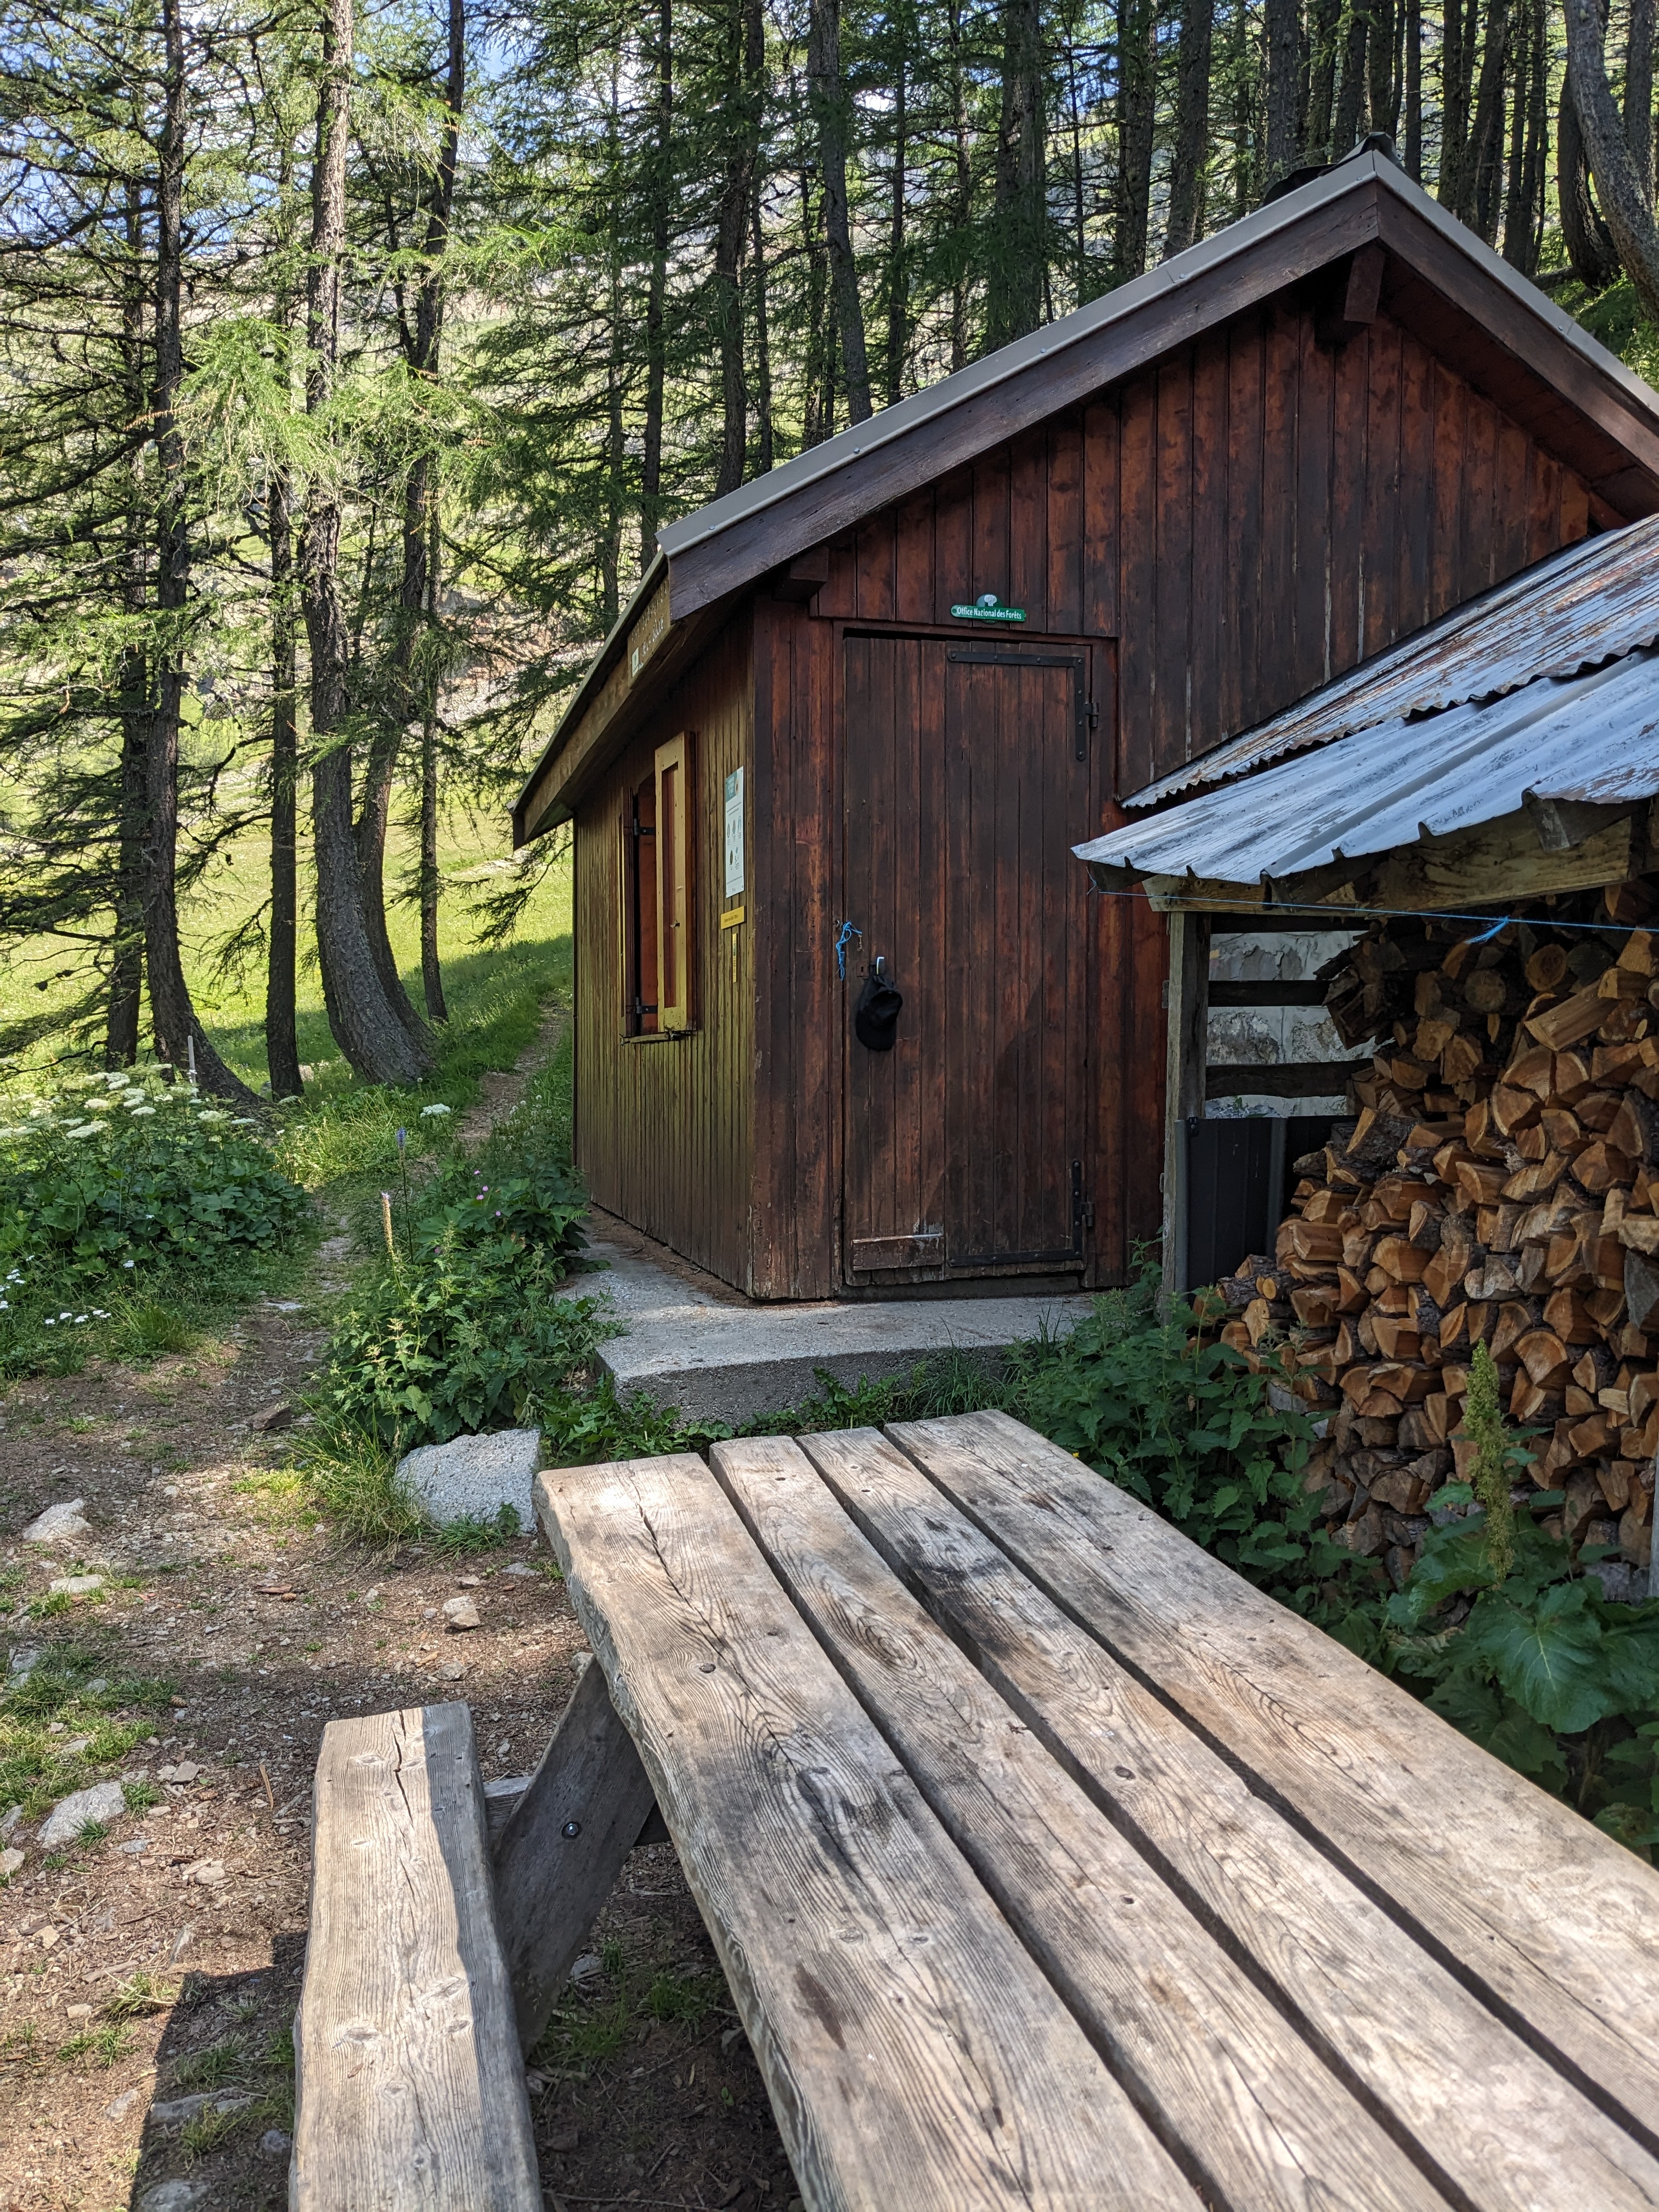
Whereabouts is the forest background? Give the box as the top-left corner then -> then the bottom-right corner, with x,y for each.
3,0 -> 1659,1099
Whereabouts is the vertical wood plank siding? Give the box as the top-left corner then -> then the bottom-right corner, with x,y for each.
573,616 -> 755,1289
810,302 -> 1592,792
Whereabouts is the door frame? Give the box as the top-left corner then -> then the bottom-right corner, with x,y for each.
832,620 -> 1114,1291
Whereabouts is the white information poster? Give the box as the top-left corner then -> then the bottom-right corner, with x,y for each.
724,768 -> 745,898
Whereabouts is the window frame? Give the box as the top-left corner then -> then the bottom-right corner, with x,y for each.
653,731 -> 694,1032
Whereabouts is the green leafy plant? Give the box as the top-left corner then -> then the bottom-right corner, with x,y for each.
0,1066 -> 306,1282
1390,1457 -> 1659,1850
1020,1267 -> 1344,1600
317,1253 -> 615,1448
315,1142 -> 607,1450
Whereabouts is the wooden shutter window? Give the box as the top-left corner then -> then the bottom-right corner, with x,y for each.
653,732 -> 693,1031
622,777 -> 658,1035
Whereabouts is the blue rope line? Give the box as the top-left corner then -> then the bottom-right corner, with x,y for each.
833,920 -> 862,980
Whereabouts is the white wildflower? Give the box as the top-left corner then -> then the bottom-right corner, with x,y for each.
128,1105 -> 156,1118
122,1259 -> 136,1269
420,1103 -> 452,1118
196,1110 -> 230,1126
41,1318 -> 53,1328
63,1124 -> 100,1140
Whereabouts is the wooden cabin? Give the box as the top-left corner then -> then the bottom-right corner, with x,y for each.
512,144 -> 1659,1303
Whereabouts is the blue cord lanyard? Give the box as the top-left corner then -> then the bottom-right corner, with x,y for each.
834,920 -> 862,980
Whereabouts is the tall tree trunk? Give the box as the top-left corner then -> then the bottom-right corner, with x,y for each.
884,59 -> 908,403
799,155 -> 831,446
109,641 -> 146,1068
108,185 -> 148,1069
809,0 -> 871,419
1469,0 -> 1512,238
357,0 -> 464,1051
142,0 -> 257,1105
1333,3 -> 1369,157
1502,0 -> 1538,268
419,504 -> 446,1024
1113,0 -> 1155,280
301,0 -> 430,1086
988,0 -> 1046,342
1627,0 -> 1656,205
946,0 -> 975,366
601,202 -> 624,621
1065,39 -> 1090,295
1264,0 -> 1302,183
1403,0 -> 1423,178
1307,0 -> 1341,157
714,0 -> 754,494
1164,0 -> 1214,255
1564,0 -> 1659,320
743,0 -> 772,466
1368,0 -> 1400,140
750,167 -> 775,468
266,461 -> 303,1099
1558,64 -> 1623,286
641,0 -> 672,548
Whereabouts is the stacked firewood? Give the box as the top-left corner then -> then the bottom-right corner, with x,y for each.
1215,894 -> 1659,1588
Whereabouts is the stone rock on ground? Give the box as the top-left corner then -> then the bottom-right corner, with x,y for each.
38,1780 -> 125,1848
22,1499 -> 91,1545
442,1594 -> 481,1632
137,2181 -> 207,2211
397,1427 -> 540,1533
0,1847 -> 22,1877
48,1573 -> 103,1596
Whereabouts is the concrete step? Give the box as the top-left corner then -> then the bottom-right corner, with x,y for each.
574,1235 -> 1091,1423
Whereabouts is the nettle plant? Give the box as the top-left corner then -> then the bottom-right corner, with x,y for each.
318,1147 -> 603,1449
0,1066 -> 306,1290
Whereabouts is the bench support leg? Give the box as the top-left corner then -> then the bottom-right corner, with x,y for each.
492,1655 -> 659,2052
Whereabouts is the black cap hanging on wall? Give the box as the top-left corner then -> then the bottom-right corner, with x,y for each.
853,962 -> 904,1051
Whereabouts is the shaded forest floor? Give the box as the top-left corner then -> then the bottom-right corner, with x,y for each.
0,1014 -> 798,2212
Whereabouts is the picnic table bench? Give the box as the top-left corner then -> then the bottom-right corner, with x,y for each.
290,1409 -> 1659,2210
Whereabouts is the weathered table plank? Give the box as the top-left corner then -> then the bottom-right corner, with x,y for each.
534,1452 -> 1202,2212
796,1423 -> 1659,2211
493,1651 -> 658,2052
712,1434 -> 1447,2212
291,1703 -> 540,2211
887,1408 -> 1659,2148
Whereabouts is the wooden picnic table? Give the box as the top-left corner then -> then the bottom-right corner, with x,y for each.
292,1409 -> 1659,2211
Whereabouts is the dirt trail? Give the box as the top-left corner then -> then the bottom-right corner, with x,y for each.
0,1013 -> 794,2212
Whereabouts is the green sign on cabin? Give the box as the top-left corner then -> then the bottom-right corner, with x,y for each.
950,592 -> 1026,624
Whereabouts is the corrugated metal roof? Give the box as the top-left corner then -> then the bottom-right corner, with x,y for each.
1128,516 -> 1659,808
1075,645 -> 1659,888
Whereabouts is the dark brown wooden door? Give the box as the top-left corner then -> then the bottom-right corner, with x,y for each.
842,633 -> 1094,1280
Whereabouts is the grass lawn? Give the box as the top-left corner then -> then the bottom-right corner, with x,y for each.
0,805 -> 573,1188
